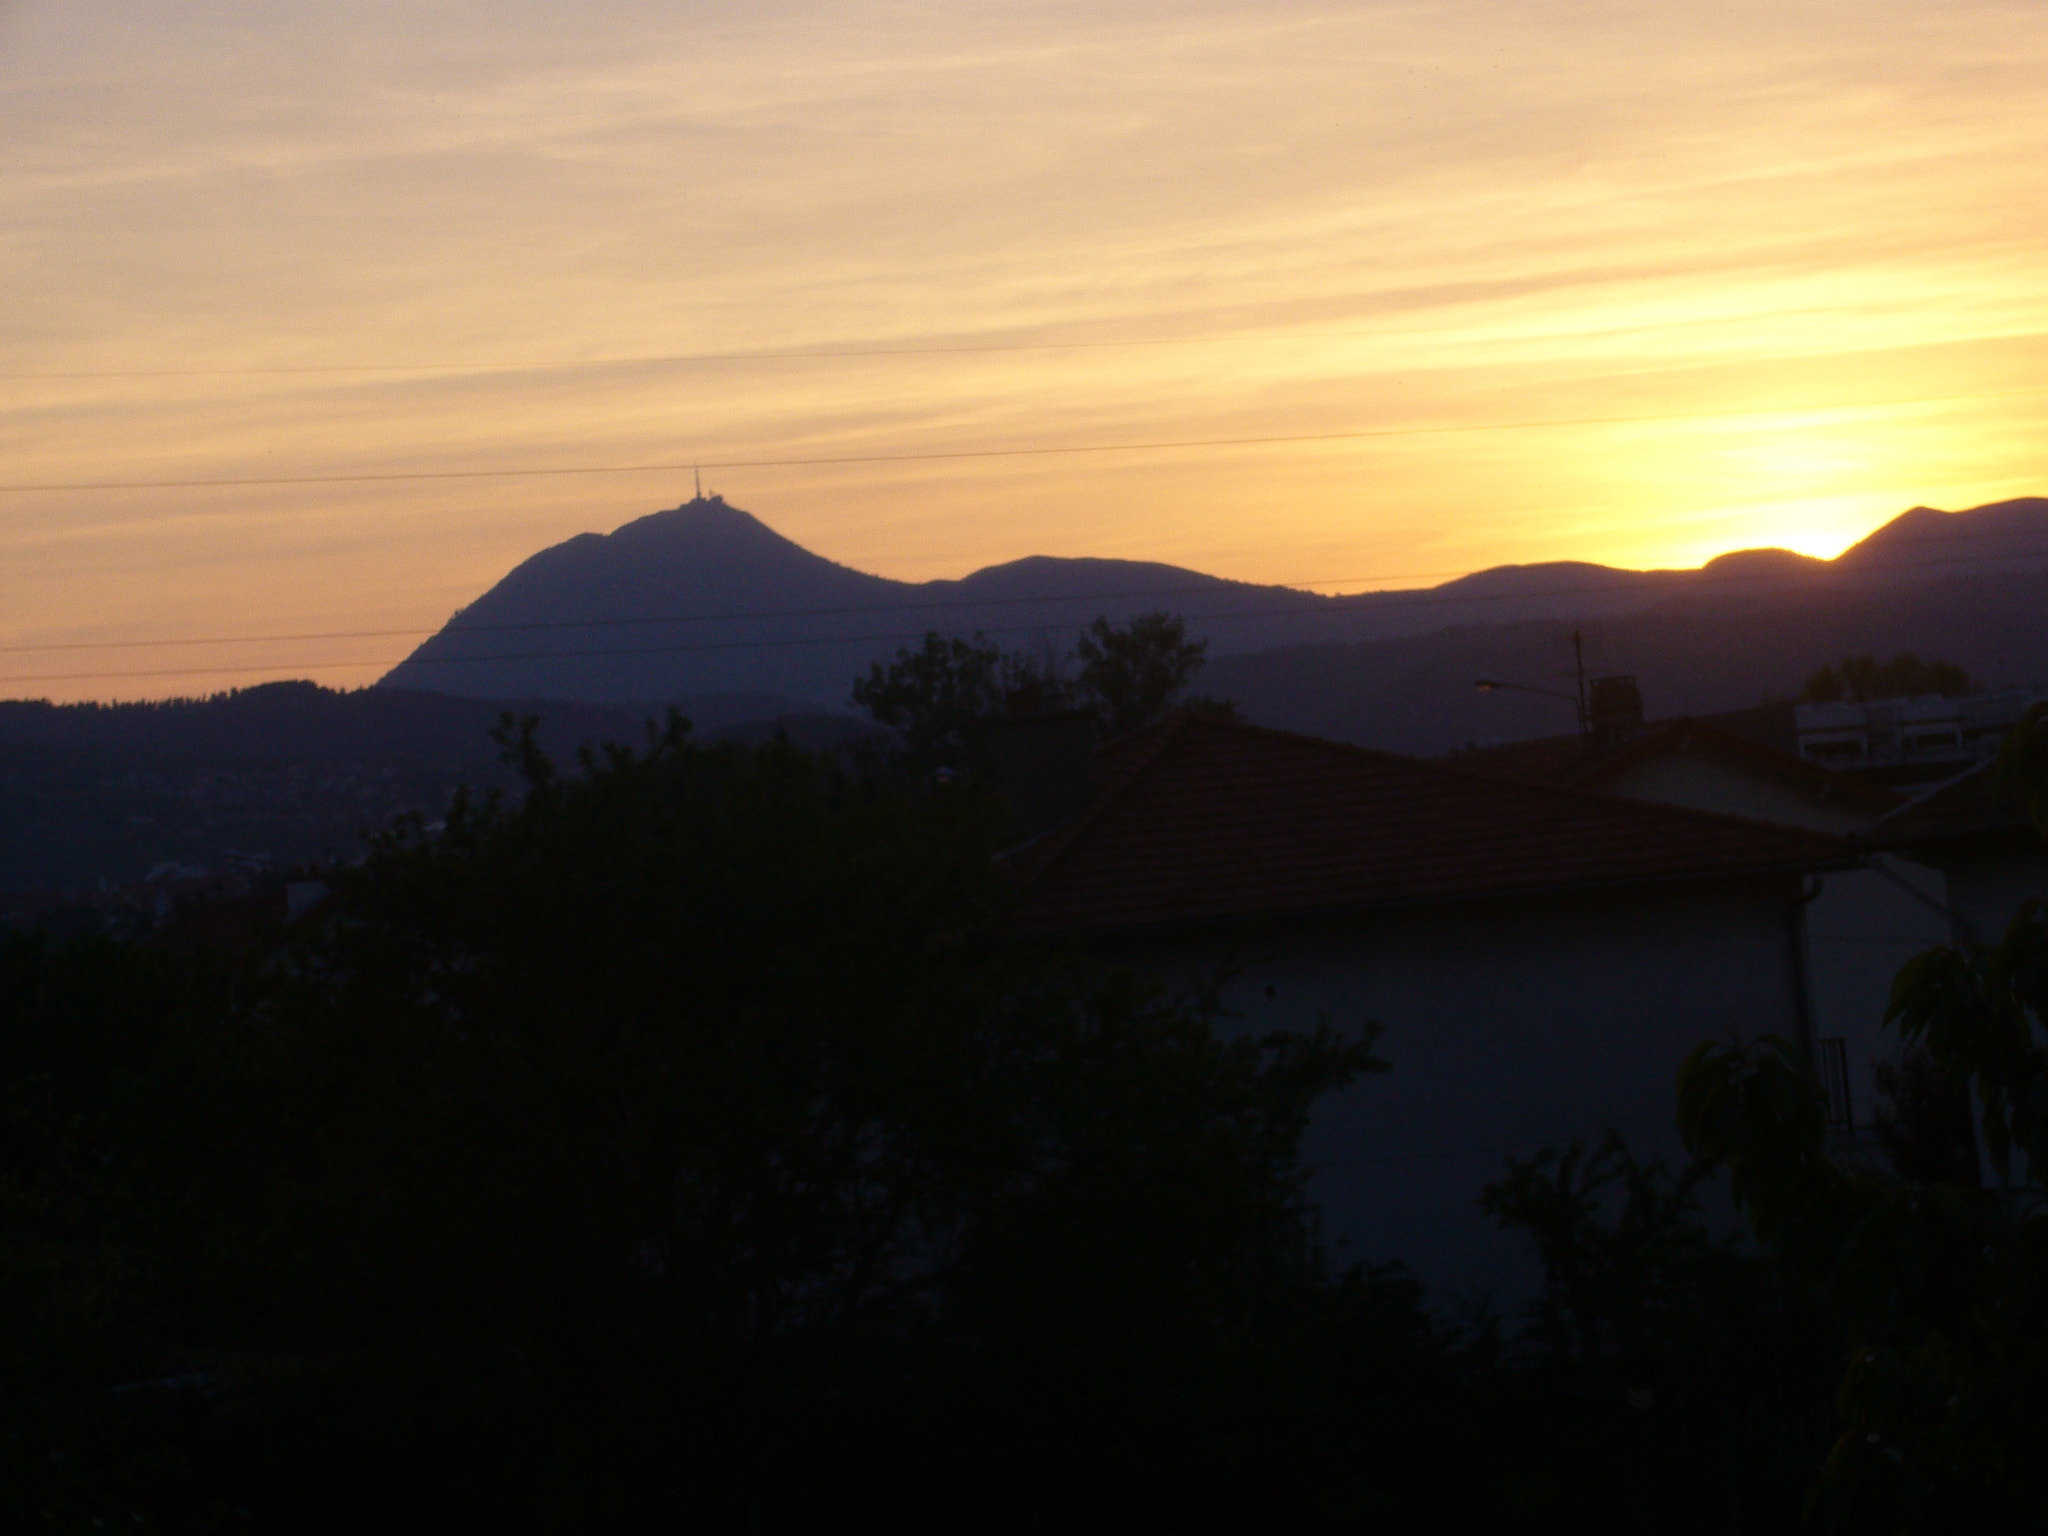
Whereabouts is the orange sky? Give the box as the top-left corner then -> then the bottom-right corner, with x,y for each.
3,0 -> 2044,701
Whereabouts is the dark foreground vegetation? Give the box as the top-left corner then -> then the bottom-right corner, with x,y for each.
6,703 -> 2047,1532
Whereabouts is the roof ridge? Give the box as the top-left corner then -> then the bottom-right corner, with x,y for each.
1568,715 -> 1901,813
1013,711 -> 1852,921
1476,758 -> 1857,852
1199,713 -> 1851,853
1008,710 -> 1196,886
1012,712 -> 1860,937
1867,756 -> 2004,834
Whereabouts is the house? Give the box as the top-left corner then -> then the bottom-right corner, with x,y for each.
1455,711 -> 1952,1145
1874,756 -> 2048,948
1459,707 -> 1899,824
1011,714 -> 1853,1298
1794,688 -> 2047,785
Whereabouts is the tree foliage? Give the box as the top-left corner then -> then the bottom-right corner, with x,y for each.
1676,705 -> 2048,1526
1798,653 -> 1973,704
847,630 -> 1045,767
1480,1133 -> 1839,1530
1872,1046 -> 1980,1187
1074,612 -> 1211,737
2,715 -> 1405,1530
851,611 -> 1228,772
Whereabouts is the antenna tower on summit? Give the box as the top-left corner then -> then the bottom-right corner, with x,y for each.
694,465 -> 703,501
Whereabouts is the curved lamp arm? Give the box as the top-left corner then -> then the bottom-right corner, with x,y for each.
1474,677 -> 1589,737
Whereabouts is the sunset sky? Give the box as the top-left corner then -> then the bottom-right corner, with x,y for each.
4,0 -> 2044,701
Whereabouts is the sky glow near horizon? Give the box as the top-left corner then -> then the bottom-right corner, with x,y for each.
2,0 -> 2045,701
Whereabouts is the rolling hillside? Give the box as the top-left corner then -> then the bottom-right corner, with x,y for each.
378,495 -> 2048,709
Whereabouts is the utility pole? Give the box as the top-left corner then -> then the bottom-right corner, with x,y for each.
1566,629 -> 1589,737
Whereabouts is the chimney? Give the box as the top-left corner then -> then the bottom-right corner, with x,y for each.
1587,675 -> 1644,749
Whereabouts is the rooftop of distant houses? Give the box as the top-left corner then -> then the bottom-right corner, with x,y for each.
1010,712 -> 1854,938
1452,680 -> 2045,793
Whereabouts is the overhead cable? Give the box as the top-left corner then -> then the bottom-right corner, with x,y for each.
5,533 -> 2043,688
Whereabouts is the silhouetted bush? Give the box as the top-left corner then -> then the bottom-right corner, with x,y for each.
1480,1132 -> 1840,1532
31,707 -> 2031,1530
1798,653 -> 1972,703
5,717 -> 1452,1532
1873,1046 -> 1980,1186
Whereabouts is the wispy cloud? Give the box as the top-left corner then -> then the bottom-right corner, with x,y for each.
2,0 -> 2043,696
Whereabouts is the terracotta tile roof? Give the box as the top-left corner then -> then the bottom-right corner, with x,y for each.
1447,716 -> 1896,816
1572,719 -> 1903,815
1872,759 -> 2037,848
1441,731 -> 1593,784
1013,714 -> 1854,937
1444,703 -> 1798,785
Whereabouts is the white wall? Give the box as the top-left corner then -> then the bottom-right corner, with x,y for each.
1574,757 -> 1952,1153
1120,877 -> 1804,1304
1804,859 -> 1952,1140
1937,844 -> 2048,1191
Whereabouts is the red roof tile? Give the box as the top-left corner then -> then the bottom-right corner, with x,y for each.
1441,731 -> 1593,783
1873,758 -> 2038,847
1448,717 -> 1897,816
1014,714 -> 1854,936
1572,719 -> 1902,815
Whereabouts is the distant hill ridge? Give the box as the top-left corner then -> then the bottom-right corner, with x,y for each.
5,494 -> 2044,898
379,495 -> 2048,708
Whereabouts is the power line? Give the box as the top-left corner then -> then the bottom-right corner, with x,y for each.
0,572 -> 1475,655
7,533 -> 2043,688
4,385 -> 2045,495
2,519 -> 2040,659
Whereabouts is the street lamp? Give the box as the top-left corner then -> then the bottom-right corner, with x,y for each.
1474,677 -> 1589,738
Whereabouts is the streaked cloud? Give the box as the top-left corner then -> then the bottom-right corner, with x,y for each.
2,0 -> 2043,697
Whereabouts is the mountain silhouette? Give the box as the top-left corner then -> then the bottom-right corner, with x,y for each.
1208,563 -> 2048,756
379,495 -> 2048,709
380,495 -> 1295,704
1207,498 -> 2048,753
1836,497 -> 2048,575
8,497 -> 2044,899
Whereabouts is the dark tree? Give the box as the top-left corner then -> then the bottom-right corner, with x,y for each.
1074,611 -> 1213,737
1677,705 -> 2048,1525
849,629 -> 1055,769
852,612 -> 1232,773
3,715 -> 1389,1529
1798,652 -> 1973,703
1481,1133 -> 1839,1531
1871,1046 -> 1980,1186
